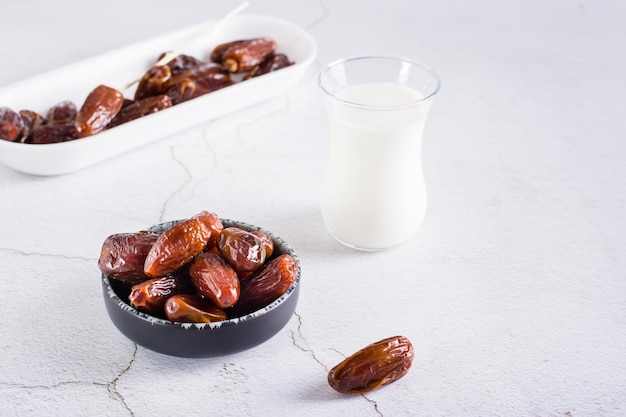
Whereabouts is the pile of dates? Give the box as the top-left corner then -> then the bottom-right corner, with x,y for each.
0,38 -> 292,144
98,211 -> 299,323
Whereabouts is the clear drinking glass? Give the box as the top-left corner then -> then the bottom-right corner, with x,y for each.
318,56 -> 441,251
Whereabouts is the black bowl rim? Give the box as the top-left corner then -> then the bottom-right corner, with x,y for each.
101,218 -> 301,330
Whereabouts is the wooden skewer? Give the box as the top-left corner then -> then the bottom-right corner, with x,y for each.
122,1 -> 250,92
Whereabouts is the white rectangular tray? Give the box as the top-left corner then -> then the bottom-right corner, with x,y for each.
0,14 -> 316,176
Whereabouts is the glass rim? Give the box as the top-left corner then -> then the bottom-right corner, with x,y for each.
318,55 -> 441,111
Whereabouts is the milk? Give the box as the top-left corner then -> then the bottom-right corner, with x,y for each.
321,82 -> 432,250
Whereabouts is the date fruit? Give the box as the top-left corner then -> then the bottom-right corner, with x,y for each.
129,274 -> 191,316
98,231 -> 161,283
251,231 -> 274,259
135,65 -> 172,101
144,218 -> 211,278
0,107 -> 25,142
164,79 -> 197,105
161,53 -> 205,75
218,227 -> 266,275
192,77 -> 235,98
29,124 -> 77,144
327,336 -> 414,394
210,40 -> 246,64
108,94 -> 172,128
245,53 -> 293,79
233,254 -> 298,316
191,211 -> 223,248
19,110 -> 45,140
213,38 -> 277,73
164,294 -> 228,323
170,63 -> 231,84
189,253 -> 240,309
74,85 -> 124,138
47,100 -> 77,125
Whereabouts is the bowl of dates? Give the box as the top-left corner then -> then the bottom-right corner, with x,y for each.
99,211 -> 301,358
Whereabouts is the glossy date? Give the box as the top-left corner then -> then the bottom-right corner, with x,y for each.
189,252 -> 240,309
327,336 -> 414,394
245,53 -> 293,79
144,218 -> 212,278
164,294 -> 227,323
29,124 -> 77,144
217,227 -> 266,275
98,231 -> 161,283
47,101 -> 77,125
129,274 -> 192,316
232,254 -> 298,316
212,38 -> 277,73
108,94 -> 172,127
74,85 -> 125,138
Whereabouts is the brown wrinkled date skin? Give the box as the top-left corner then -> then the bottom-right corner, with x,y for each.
29,124 -> 77,144
144,218 -> 211,278
328,336 -> 414,394
170,63 -> 231,85
164,294 -> 227,323
108,94 -> 172,128
164,60 -> 235,102
164,79 -> 197,105
134,65 -> 172,101
191,211 -> 224,248
189,253 -> 240,309
245,53 -> 293,79
213,38 -> 277,73
19,110 -> 45,140
218,227 -> 266,275
74,85 -> 124,138
161,53 -> 204,75
252,231 -> 274,258
192,77 -> 235,98
129,274 -> 191,316
98,231 -> 161,283
210,40 -> 246,63
233,254 -> 298,316
47,101 -> 77,125
0,107 -> 25,142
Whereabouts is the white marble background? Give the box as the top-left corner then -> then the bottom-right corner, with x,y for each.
1,0 -> 625,416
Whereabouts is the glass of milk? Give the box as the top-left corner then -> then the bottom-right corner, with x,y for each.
318,56 -> 440,251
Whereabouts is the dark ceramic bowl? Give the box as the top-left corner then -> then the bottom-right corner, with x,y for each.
101,218 -> 301,358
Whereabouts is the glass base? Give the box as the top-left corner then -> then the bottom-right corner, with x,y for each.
329,233 -> 414,252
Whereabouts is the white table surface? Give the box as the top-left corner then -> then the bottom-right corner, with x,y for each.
1,1 -> 625,416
